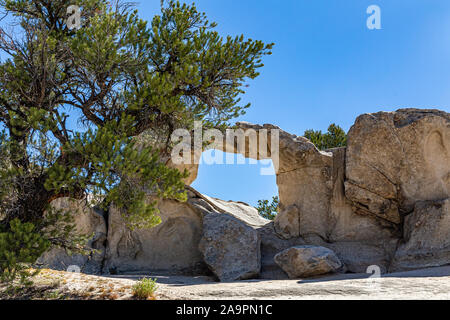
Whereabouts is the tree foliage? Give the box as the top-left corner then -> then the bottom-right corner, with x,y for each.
304,124 -> 347,150
0,0 -> 273,283
0,219 -> 50,285
256,196 -> 279,220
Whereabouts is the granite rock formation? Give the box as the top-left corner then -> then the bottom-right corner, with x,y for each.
38,109 -> 450,280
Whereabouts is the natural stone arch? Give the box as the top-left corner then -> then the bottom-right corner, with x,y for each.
169,122 -> 339,240
39,109 -> 450,279
191,148 -> 279,207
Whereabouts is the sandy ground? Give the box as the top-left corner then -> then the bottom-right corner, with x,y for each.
127,266 -> 450,300
3,266 -> 450,300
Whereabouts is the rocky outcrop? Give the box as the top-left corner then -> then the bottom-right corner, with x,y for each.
345,109 -> 450,224
274,246 -> 343,279
219,123 -> 400,275
257,223 -> 306,279
37,198 -> 107,274
38,188 -> 270,280
218,123 -> 401,246
390,199 -> 450,272
199,213 -> 261,282
226,109 -> 449,274
192,190 -> 268,281
274,205 -> 300,240
38,108 -> 450,280
103,187 -> 269,278
103,193 -> 205,275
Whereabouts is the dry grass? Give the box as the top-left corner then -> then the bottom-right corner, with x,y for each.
0,269 -> 146,300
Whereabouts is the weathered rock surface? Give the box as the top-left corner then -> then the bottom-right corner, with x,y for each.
258,223 -> 306,279
328,148 -> 400,244
218,123 -> 400,245
327,242 -> 395,274
103,186 -> 269,279
37,198 -> 107,274
345,109 -> 450,224
227,110 -> 449,274
274,246 -> 343,279
391,199 -> 450,271
274,205 -> 300,240
103,197 -> 205,275
38,108 -> 450,280
187,190 -> 270,281
22,265 -> 450,300
199,212 -> 261,282
199,193 -> 268,228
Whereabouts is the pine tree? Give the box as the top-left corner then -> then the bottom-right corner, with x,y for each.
0,0 -> 273,283
304,124 -> 347,150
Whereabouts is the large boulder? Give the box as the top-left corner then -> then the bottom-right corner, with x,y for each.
195,192 -> 268,282
258,223 -> 306,279
274,245 -> 343,279
199,212 -> 262,282
198,193 -> 269,228
103,187 -> 270,278
391,199 -> 450,272
345,109 -> 450,224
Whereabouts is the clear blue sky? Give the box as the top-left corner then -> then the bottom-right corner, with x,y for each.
3,1 -> 450,206
135,0 -> 450,206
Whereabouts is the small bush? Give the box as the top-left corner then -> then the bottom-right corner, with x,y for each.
132,278 -> 158,300
304,123 -> 347,150
257,196 -> 279,220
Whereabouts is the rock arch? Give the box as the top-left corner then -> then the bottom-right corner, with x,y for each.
40,109 -> 450,279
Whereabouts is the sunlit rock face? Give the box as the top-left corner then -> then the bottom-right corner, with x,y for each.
274,245 -> 343,279
345,109 -> 450,224
36,198 -> 107,274
103,195 -> 206,275
390,199 -> 450,272
38,108 -> 450,279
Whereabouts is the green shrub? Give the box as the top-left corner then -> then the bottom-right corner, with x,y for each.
132,278 -> 158,300
304,124 -> 347,150
257,196 -> 279,220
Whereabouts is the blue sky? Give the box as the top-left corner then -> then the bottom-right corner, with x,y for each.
135,0 -> 450,206
3,1 -> 450,206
